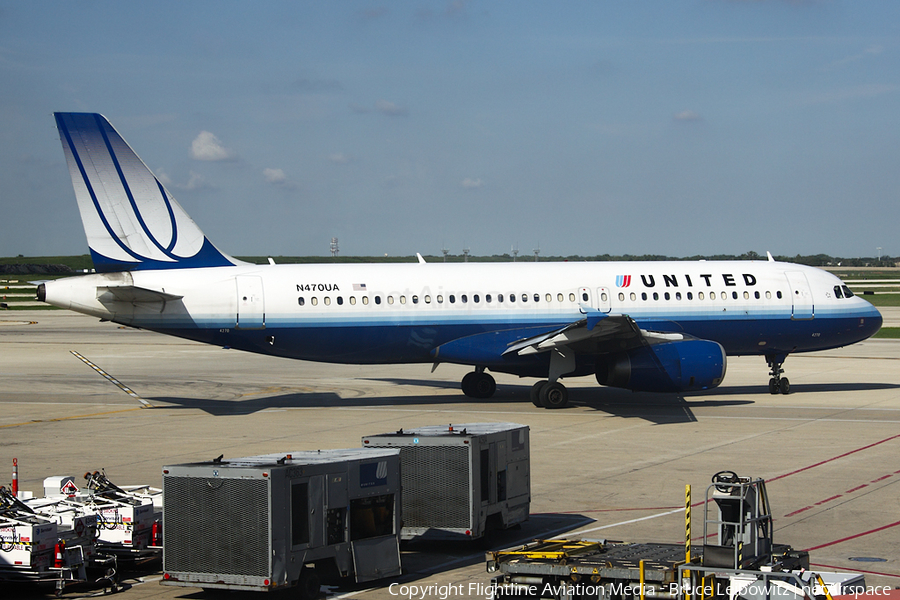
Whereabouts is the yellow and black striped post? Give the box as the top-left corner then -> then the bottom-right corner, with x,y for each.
685,484 -> 692,600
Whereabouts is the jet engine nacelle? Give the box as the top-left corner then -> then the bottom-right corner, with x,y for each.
595,339 -> 726,393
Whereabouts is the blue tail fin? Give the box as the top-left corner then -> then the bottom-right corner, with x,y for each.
55,112 -> 242,272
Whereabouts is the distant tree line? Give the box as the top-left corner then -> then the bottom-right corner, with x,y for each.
0,252 -> 896,272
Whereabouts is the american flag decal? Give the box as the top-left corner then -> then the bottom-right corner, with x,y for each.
353,283 -> 367,291
616,275 -> 631,288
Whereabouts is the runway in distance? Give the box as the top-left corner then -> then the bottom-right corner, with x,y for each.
39,113 -> 883,408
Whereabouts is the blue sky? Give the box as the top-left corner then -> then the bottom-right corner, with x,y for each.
1,1 -> 898,259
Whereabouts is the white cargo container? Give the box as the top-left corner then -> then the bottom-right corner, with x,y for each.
362,423 -> 530,541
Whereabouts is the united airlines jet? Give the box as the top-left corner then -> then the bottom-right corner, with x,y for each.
39,113 -> 883,408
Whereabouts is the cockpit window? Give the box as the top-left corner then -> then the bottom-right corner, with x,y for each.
842,285 -> 854,298
834,285 -> 844,299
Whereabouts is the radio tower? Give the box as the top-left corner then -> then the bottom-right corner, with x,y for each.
330,237 -> 339,257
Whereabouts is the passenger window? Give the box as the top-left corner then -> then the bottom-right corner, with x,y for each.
601,292 -> 608,302
686,292 -> 692,300
581,292 -> 588,302
412,295 -> 419,304
675,292 -> 681,301
754,291 -> 760,299
486,294 -> 492,303
698,292 -> 705,300
709,292 -> 716,300
424,295 -> 431,303
522,293 -> 528,303
619,292 -> 625,301
400,296 -> 407,304
569,293 -> 576,302
777,291 -> 783,299
374,296 -> 381,305
449,295 -> 456,304
388,296 -> 395,305
437,295 -> 443,303
337,296 -> 343,305
509,294 -> 515,303
765,291 -> 772,299
311,297 -> 318,306
298,297 -> 305,306
641,292 -> 647,301
324,297 -> 331,306
743,291 -> 750,300
557,293 -> 564,302
498,294 -> 504,303
350,297 -> 356,305
653,292 -> 659,301
664,292 -> 670,301
732,291 -> 738,300
546,293 -> 552,302
630,292 -> 636,301
462,294 -> 468,303
473,294 -> 480,303
362,296 -> 368,305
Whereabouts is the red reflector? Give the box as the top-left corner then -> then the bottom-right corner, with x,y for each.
465,530 -> 471,536
264,579 -> 270,586
162,469 -> 169,474
263,472 -> 268,477
163,573 -> 170,580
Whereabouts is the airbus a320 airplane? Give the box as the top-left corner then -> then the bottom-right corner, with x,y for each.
39,113 -> 882,408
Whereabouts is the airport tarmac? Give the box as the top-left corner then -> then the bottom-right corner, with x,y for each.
1,310 -> 899,599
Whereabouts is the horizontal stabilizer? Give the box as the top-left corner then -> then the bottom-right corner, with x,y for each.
96,285 -> 183,303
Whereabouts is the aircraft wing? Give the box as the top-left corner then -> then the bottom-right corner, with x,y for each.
96,285 -> 184,304
502,312 -> 645,357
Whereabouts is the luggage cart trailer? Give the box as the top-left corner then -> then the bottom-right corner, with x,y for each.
161,449 -> 402,598
362,423 -> 530,541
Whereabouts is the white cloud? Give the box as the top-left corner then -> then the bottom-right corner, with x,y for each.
182,170 -> 209,190
674,110 -> 702,122
375,100 -> 409,117
263,168 -> 287,184
154,168 -> 209,190
328,152 -> 351,164
461,178 -> 483,189
154,168 -> 173,186
191,131 -> 234,161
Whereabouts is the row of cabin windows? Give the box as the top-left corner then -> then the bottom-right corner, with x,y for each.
298,291 -> 568,307
297,289 -> 793,307
619,290 -> 784,302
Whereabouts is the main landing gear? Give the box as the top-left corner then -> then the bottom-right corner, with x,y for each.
530,380 -> 569,409
766,354 -> 791,395
461,367 -> 496,399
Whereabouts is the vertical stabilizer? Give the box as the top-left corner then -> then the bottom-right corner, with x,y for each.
54,112 -> 241,272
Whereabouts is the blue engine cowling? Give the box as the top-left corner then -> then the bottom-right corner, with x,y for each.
595,339 -> 726,393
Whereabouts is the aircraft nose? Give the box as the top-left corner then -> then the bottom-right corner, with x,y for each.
863,305 -> 883,338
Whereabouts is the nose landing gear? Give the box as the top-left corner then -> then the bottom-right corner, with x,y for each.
766,354 -> 791,395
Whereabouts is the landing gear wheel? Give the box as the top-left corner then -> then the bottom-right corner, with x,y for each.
779,377 -> 791,395
530,381 -> 547,407
539,382 -> 568,409
768,378 -> 779,394
461,371 -> 496,399
297,567 -> 320,600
